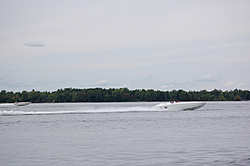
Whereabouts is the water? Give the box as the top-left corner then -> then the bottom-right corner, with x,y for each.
0,101 -> 250,166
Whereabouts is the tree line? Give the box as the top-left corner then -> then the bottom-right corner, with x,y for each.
0,88 -> 249,103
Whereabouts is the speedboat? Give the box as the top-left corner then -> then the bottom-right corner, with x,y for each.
13,102 -> 31,106
155,101 -> 206,110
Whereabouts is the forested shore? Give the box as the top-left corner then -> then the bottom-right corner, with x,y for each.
0,88 -> 249,103
0,88 -> 250,103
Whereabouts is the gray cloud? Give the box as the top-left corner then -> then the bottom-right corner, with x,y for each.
23,40 -> 46,47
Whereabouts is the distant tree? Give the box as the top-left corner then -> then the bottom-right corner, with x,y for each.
0,88 -> 249,103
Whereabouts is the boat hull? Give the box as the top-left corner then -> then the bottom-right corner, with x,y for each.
155,102 -> 206,111
14,102 -> 31,106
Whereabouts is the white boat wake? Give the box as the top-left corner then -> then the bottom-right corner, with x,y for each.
0,107 -> 161,116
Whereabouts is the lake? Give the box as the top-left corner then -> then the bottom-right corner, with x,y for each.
0,101 -> 250,166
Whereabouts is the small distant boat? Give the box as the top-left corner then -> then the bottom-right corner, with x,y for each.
155,101 -> 206,110
13,102 -> 31,106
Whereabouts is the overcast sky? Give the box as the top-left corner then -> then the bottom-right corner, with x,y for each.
1,0 -> 250,92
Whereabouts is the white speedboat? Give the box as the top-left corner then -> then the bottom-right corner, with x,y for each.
13,102 -> 31,106
155,101 -> 206,110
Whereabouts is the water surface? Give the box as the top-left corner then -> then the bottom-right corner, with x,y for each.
0,101 -> 250,165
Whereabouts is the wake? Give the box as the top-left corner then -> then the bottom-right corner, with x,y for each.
0,107 -> 161,116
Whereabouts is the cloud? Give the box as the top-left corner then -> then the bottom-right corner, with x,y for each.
224,81 -> 250,89
162,85 -> 174,88
23,40 -> 46,47
224,81 -> 235,87
94,80 -> 108,86
161,79 -> 194,90
1,1 -> 249,92
237,82 -> 250,89
198,74 -> 222,82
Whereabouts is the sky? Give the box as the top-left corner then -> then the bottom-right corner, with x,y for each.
1,0 -> 250,92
